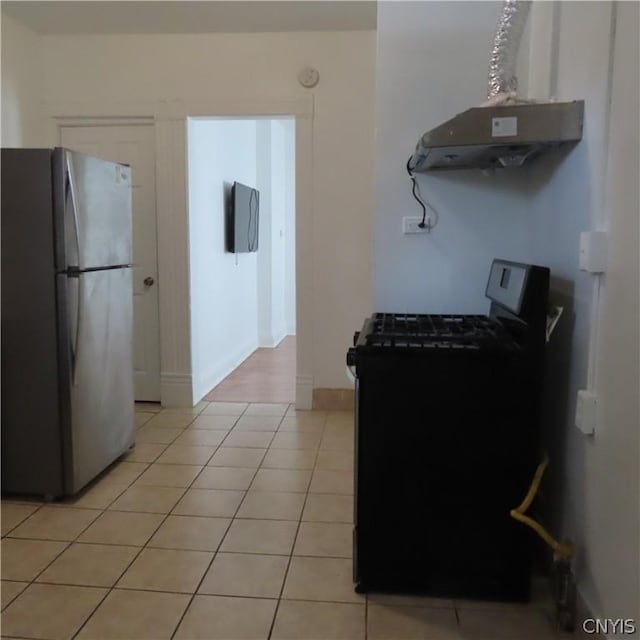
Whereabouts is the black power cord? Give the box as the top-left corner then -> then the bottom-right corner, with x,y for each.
406,157 -> 428,228
406,156 -> 439,231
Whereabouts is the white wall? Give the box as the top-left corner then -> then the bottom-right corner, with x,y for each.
39,30 -> 375,399
188,118 -> 259,401
255,117 -> 295,348
376,0 -> 638,626
594,3 -> 640,626
282,119 -> 297,335
374,2 -> 530,316
256,120 -> 275,346
269,119 -> 290,344
526,1 -> 639,629
0,13 -> 43,146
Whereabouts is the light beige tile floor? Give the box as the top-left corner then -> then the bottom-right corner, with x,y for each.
1,402 -> 568,639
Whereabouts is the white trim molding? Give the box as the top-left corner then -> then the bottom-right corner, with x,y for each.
160,373 -> 194,407
293,102 -> 314,414
154,115 -> 193,405
296,374 -> 314,410
185,96 -> 312,119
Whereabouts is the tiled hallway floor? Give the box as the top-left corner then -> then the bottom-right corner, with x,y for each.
204,336 -> 296,404
2,402 -> 565,639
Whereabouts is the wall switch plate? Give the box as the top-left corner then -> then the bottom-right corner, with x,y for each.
403,216 -> 431,234
579,231 -> 608,272
575,389 -> 597,435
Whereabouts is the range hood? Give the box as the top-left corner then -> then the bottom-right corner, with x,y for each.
409,0 -> 584,173
409,100 -> 585,172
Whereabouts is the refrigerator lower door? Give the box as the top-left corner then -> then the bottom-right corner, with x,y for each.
62,267 -> 135,493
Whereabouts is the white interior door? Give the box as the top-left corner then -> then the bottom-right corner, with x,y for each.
60,124 -> 161,401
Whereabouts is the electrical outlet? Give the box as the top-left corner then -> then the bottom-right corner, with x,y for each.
579,231 -> 608,273
403,216 -> 431,234
575,390 -> 597,435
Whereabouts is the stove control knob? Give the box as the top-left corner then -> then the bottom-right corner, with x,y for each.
346,348 -> 357,368
353,332 -> 360,346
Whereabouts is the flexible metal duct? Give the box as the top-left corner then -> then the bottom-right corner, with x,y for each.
487,0 -> 532,100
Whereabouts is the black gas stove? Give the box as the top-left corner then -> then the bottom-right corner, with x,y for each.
359,313 -> 520,351
348,259 -> 549,602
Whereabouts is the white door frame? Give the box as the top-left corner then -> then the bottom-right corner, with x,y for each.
44,96 -> 314,408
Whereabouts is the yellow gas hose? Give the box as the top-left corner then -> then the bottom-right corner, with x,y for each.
510,453 -> 574,559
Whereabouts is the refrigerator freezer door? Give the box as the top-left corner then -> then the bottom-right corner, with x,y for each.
60,149 -> 132,271
63,267 -> 135,492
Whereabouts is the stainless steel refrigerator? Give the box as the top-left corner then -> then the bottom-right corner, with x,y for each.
1,147 -> 135,497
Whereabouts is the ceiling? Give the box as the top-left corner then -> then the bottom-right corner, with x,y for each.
1,1 -> 377,35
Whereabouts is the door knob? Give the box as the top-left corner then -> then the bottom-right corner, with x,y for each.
144,276 -> 155,287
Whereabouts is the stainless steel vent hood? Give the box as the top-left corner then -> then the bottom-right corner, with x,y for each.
409,0 -> 584,172
409,100 -> 585,171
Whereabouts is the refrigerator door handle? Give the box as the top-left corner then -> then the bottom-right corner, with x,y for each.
65,152 -> 81,269
67,273 -> 82,387
73,276 -> 82,387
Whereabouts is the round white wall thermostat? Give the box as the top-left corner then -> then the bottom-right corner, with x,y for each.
298,67 -> 320,88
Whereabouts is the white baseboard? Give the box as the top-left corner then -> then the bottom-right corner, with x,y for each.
258,328 -> 288,349
160,373 -> 194,407
296,374 -> 313,409
271,330 -> 287,348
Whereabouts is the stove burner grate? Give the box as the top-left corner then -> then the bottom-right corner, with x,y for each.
364,313 -> 519,350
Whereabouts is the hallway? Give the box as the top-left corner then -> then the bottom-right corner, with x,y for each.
204,336 -> 296,405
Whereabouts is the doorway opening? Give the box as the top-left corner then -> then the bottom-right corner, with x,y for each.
186,116 -> 296,404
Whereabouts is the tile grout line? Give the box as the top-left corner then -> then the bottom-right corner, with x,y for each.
2,404 -> 351,639
0,582 -> 29,613
69,482 -> 197,639
66,461 -> 190,640
1,501 -> 46,538
3,461 -> 153,591
0,405 -> 194,628
134,410 -> 235,489
167,422 -> 265,640
13,498 -> 121,640
65,435 -> 209,640
165,515 -> 252,638
22,578 -> 370,607
266,412 -> 328,640
6,408 -> 556,636
1,538 -> 74,612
